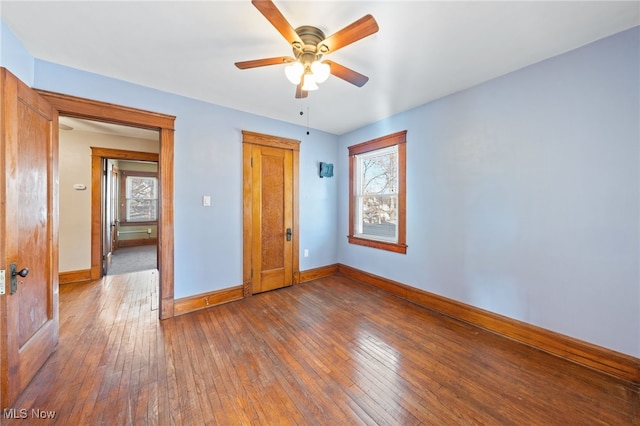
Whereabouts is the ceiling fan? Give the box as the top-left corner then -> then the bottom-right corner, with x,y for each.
235,0 -> 379,98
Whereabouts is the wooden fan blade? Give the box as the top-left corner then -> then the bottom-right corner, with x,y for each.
318,14 -> 379,54
295,82 -> 308,99
235,56 -> 294,69
251,0 -> 303,47
324,61 -> 369,87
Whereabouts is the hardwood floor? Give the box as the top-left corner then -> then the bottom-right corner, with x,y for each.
5,271 -> 638,425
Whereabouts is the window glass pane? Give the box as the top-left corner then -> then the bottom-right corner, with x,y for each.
358,195 -> 398,240
126,176 -> 157,200
125,176 -> 158,221
355,146 -> 399,242
359,148 -> 398,196
126,199 -> 158,222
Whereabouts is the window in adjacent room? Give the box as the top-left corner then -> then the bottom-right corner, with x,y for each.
120,171 -> 158,224
348,130 -> 407,254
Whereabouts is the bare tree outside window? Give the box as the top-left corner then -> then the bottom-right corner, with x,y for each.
357,147 -> 398,240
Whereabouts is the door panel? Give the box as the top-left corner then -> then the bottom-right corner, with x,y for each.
110,165 -> 118,259
16,101 -> 51,344
102,159 -> 110,274
251,146 -> 293,293
102,161 -> 118,274
1,68 -> 59,408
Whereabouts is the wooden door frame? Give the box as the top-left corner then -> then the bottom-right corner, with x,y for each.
242,130 -> 300,296
35,90 -> 176,319
91,148 -> 159,272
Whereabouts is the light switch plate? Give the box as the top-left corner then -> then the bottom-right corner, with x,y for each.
203,195 -> 211,207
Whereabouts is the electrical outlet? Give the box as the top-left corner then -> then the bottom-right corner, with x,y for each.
303,249 -> 309,258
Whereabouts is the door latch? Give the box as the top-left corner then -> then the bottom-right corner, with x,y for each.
286,228 -> 292,242
10,263 -> 29,295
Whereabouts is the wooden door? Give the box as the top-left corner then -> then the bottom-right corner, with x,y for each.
110,165 -> 118,256
103,161 -> 119,274
243,131 -> 299,295
102,159 -> 111,274
0,68 -> 59,408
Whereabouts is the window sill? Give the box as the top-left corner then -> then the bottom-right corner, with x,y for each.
120,221 -> 158,226
347,235 -> 407,254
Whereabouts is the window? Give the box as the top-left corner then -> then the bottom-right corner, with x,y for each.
348,131 -> 407,254
120,171 -> 158,224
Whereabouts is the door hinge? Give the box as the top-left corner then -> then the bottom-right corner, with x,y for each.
0,270 -> 5,295
251,158 -> 253,167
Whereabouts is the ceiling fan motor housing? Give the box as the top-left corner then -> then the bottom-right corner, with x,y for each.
293,25 -> 328,63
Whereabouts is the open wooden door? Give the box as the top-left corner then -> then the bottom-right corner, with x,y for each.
110,164 -> 119,257
0,68 -> 59,409
243,131 -> 299,295
102,160 -> 119,275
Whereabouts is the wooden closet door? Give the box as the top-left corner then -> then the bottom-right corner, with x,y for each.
242,131 -> 299,296
250,144 -> 294,293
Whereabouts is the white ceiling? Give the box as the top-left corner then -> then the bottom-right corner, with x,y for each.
2,1 -> 638,135
58,116 -> 159,141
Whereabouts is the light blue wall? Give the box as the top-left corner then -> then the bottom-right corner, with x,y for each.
338,27 -> 640,358
32,59 -> 339,298
0,20 -> 33,85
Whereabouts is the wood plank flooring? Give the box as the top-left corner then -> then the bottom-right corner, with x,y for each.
4,270 -> 638,425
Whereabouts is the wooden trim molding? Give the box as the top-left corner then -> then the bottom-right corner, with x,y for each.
90,147 -> 159,162
36,90 -> 176,319
242,130 -> 301,151
337,263 -> 640,385
33,90 -> 175,130
59,269 -> 92,285
116,238 -> 157,248
348,130 -> 407,156
174,286 -> 244,316
299,264 -> 339,283
91,148 -> 160,280
174,265 -> 336,316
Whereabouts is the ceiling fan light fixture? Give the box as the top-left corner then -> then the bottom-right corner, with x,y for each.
311,60 -> 330,83
285,61 -> 304,85
237,1 -> 378,97
301,73 -> 319,91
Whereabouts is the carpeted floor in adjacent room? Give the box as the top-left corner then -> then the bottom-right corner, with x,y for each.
108,245 -> 157,275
